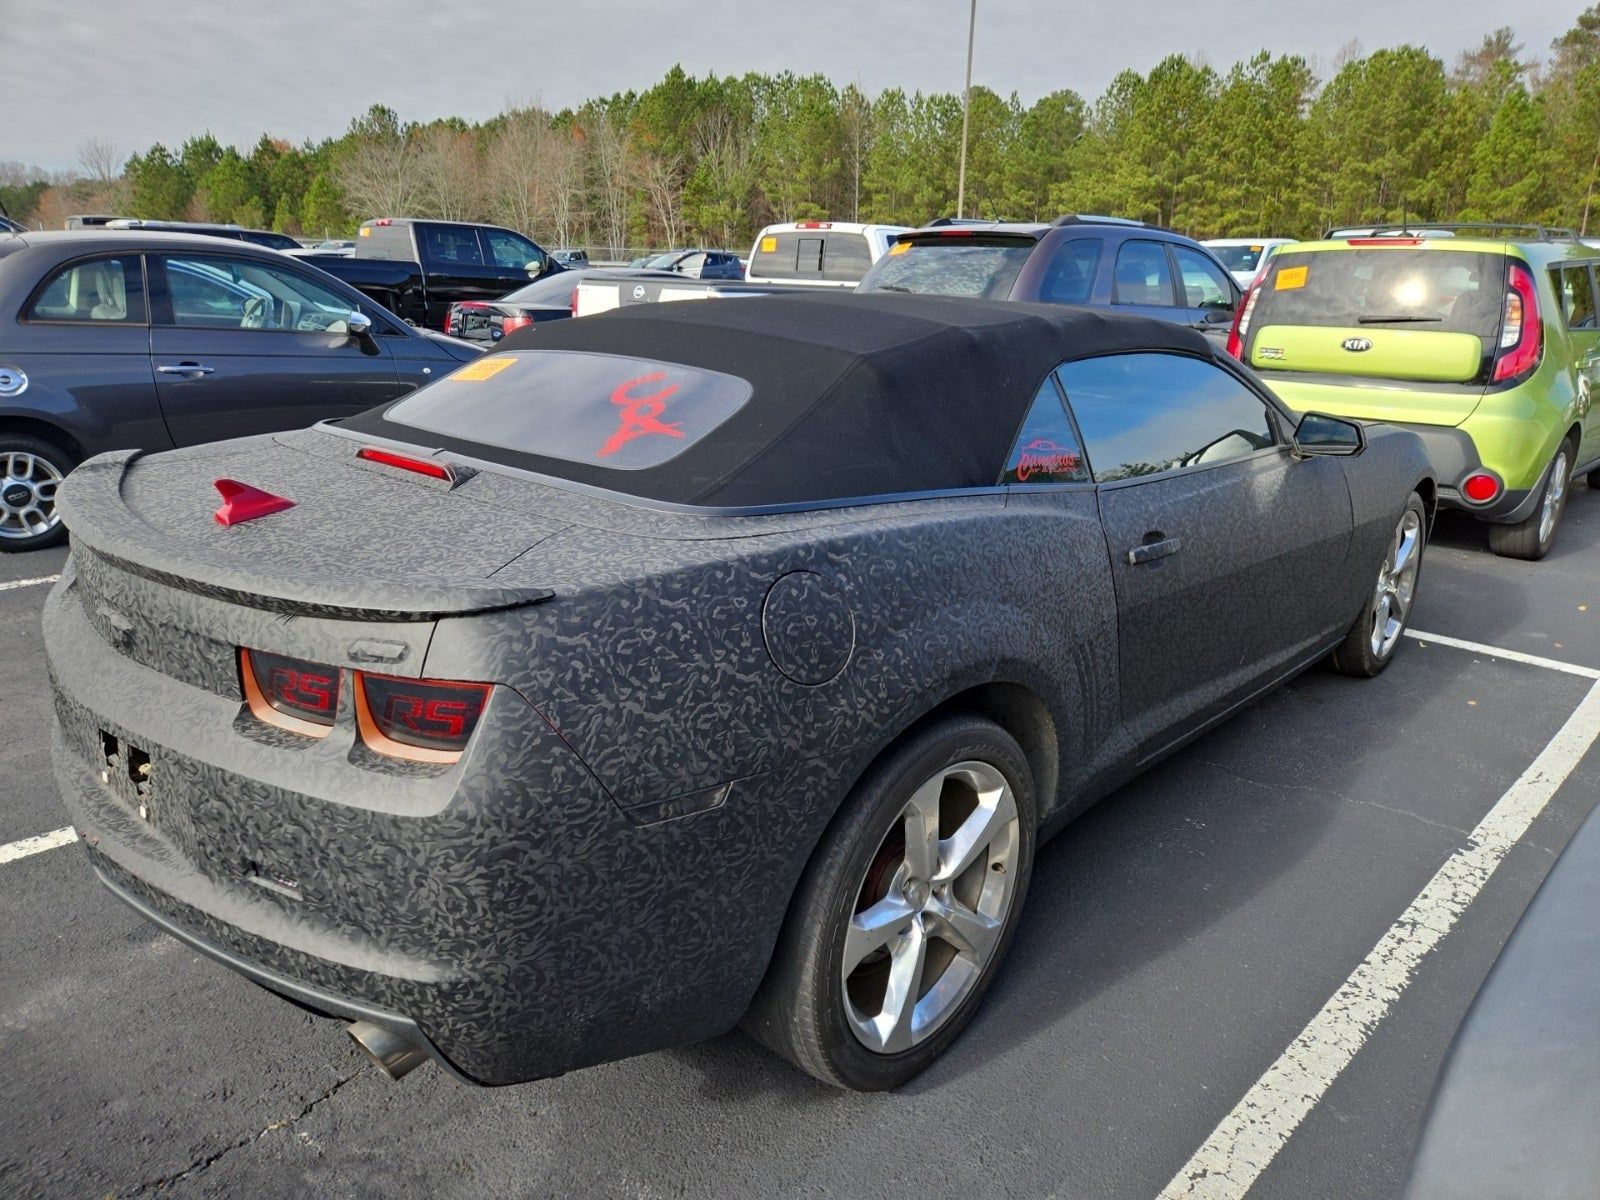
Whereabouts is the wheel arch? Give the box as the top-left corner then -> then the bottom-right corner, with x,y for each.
0,415 -> 84,464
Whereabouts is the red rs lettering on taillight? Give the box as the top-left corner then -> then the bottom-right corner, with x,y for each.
240,649 -> 340,736
355,673 -> 492,764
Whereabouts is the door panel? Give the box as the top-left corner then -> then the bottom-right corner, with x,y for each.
1097,452 -> 1352,750
1557,264 -> 1599,466
1058,351 -> 1353,752
150,253 -> 401,447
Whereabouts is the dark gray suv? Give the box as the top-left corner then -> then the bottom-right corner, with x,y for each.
0,230 -> 481,551
857,215 -> 1242,342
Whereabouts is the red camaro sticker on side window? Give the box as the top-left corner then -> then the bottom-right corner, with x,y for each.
1014,440 -> 1082,482
597,372 -> 684,458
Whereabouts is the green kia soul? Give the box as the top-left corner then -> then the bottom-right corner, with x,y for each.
1228,226 -> 1600,559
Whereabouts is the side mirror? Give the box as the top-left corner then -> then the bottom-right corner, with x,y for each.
525,260 -> 545,277
1203,307 -> 1234,324
1293,412 -> 1365,457
346,310 -> 373,340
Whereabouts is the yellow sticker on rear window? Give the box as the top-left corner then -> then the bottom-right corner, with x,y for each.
358,226 -> 370,237
760,236 -> 777,253
453,357 -> 516,381
1275,265 -> 1308,291
888,241 -> 910,256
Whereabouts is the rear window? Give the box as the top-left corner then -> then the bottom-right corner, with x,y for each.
859,239 -> 1034,299
502,273 -> 584,305
1209,244 -> 1267,274
1252,249 -> 1506,342
380,351 -> 751,471
751,231 -> 873,282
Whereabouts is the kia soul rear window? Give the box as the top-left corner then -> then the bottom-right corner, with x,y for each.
382,351 -> 751,471
1251,249 -> 1506,343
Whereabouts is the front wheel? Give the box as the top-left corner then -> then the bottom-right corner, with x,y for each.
1488,440 -> 1574,561
1330,492 -> 1427,678
0,434 -> 76,552
744,714 -> 1036,1090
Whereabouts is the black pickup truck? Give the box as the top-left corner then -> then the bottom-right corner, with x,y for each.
306,218 -> 565,330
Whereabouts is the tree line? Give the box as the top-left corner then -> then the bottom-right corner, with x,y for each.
4,9 -> 1598,252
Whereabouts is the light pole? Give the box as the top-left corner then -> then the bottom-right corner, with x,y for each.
956,0 -> 976,218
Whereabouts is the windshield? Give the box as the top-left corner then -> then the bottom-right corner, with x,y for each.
858,240 -> 1033,299
1250,249 -> 1506,341
1209,244 -> 1269,273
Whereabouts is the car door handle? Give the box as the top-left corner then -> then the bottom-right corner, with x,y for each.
1128,536 -> 1182,565
156,362 -> 214,377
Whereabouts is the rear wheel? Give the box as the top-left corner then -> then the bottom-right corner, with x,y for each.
0,434 -> 75,552
1488,440 -> 1574,561
1330,493 -> 1427,678
745,714 -> 1036,1090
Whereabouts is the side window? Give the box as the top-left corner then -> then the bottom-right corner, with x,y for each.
162,256 -> 360,332
1038,238 -> 1102,305
1552,265 -> 1596,330
484,228 -> 544,271
1000,379 -> 1090,485
679,252 -> 707,273
25,257 -> 146,324
1173,246 -> 1235,310
1112,239 -> 1176,307
420,225 -> 486,268
1058,353 -> 1276,482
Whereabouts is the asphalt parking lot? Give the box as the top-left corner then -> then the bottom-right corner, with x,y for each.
3,482 -> 1597,1200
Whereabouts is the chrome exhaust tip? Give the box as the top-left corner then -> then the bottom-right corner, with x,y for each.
347,1020 -> 430,1081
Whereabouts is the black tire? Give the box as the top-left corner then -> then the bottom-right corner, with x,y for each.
0,432 -> 76,553
744,713 -> 1036,1090
1330,492 -> 1428,678
1487,439 -> 1575,561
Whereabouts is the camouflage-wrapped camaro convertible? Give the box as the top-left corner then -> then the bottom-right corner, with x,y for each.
46,293 -> 1435,1090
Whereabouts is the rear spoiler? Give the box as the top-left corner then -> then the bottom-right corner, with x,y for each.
58,452 -> 553,622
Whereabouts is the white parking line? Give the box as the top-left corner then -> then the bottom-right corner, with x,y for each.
1159,668 -> 1600,1199
0,826 -> 76,865
1406,628 -> 1600,680
0,573 -> 60,592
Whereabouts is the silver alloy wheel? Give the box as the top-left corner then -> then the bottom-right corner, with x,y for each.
0,449 -> 65,541
842,760 -> 1020,1054
1538,447 -> 1570,548
1369,506 -> 1423,659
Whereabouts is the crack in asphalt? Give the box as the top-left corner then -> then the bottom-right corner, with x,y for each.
122,1067 -> 365,1196
1193,757 -> 1479,840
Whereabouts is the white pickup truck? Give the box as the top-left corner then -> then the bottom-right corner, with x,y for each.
575,221 -> 908,318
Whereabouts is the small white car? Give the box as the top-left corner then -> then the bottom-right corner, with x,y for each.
1202,237 -> 1296,288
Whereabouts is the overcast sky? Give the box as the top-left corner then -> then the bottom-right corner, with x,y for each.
0,0 -> 1582,172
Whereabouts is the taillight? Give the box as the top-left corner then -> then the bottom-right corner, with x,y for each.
1226,286 -> 1260,360
444,306 -> 459,336
1461,472 -> 1501,503
356,673 -> 492,763
1492,263 -> 1541,383
570,286 -> 579,316
240,649 -> 340,735
499,314 -> 533,336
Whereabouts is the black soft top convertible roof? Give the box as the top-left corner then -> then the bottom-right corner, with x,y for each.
345,291 -> 1213,508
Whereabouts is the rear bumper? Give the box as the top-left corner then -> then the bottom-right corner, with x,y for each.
44,560 -> 821,1085
1384,422 -> 1537,523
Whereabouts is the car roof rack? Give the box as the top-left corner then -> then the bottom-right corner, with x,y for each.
1051,213 -> 1151,228
1326,222 -> 1580,242
926,216 -> 1015,227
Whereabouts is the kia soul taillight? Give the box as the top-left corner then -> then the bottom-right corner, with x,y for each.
1491,263 -> 1542,383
